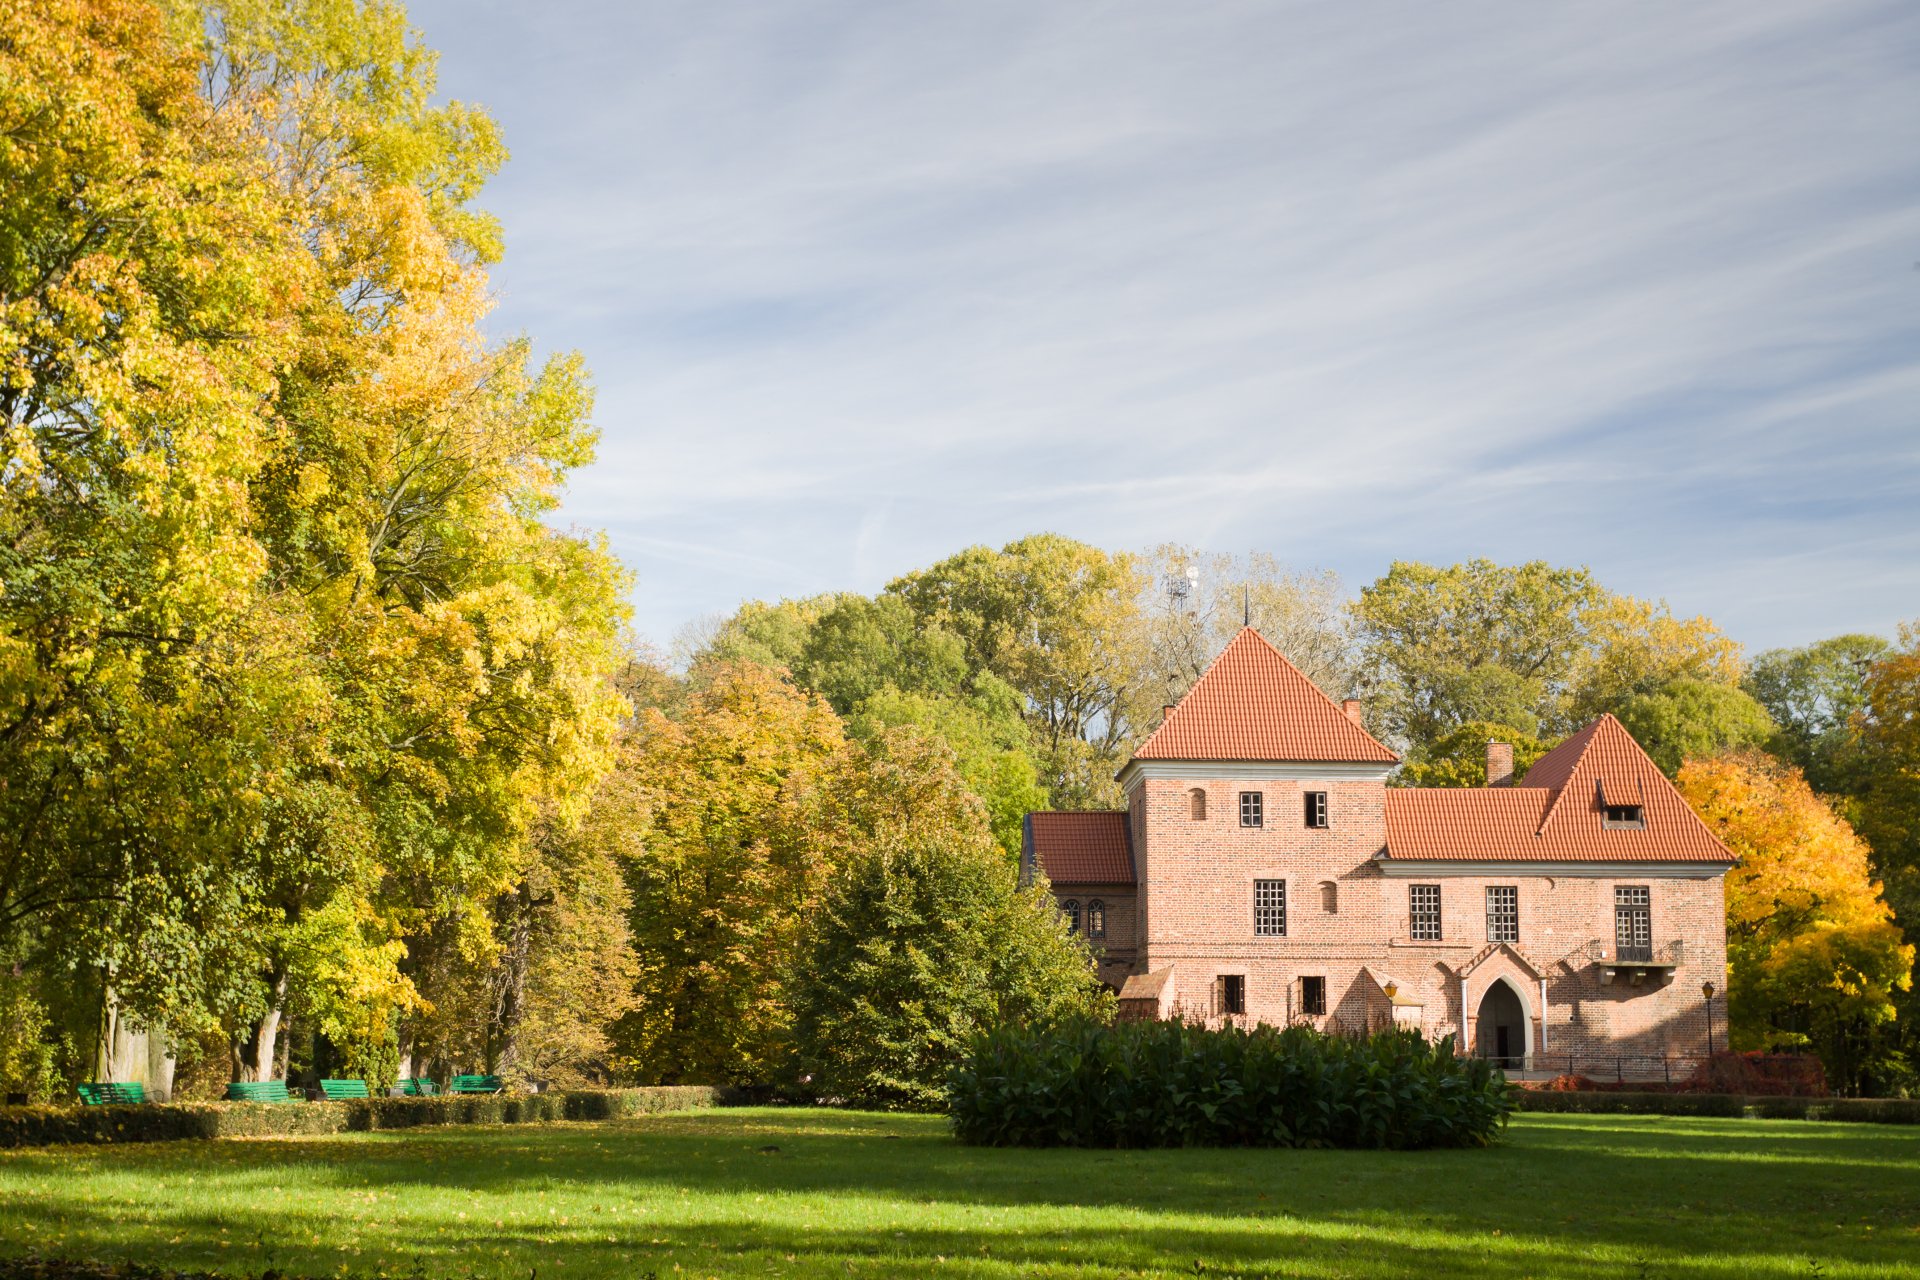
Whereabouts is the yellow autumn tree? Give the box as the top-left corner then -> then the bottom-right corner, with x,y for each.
1677,752 -> 1913,1093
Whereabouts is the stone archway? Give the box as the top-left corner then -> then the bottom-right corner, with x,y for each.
1475,979 -> 1529,1070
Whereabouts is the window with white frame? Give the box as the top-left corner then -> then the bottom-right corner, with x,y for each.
1254,879 -> 1287,936
1410,884 -> 1442,941
1240,791 -> 1263,828
1485,885 -> 1519,943
1303,790 -> 1328,829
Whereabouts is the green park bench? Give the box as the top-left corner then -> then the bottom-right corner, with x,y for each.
318,1079 -> 370,1100
449,1074 -> 504,1094
78,1082 -> 147,1106
225,1080 -> 301,1103
399,1077 -> 438,1096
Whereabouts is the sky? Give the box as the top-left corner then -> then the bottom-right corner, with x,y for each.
406,0 -> 1920,654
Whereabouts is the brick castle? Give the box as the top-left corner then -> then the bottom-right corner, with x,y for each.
1022,626 -> 1732,1076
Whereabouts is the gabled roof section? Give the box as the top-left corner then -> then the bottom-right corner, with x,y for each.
1024,811 -> 1135,885
1526,714 -> 1730,861
1384,715 -> 1733,865
1131,627 -> 1398,765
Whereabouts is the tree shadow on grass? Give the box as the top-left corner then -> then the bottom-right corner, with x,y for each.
1,1110 -> 1915,1280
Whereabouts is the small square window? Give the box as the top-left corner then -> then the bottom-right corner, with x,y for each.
1221,974 -> 1246,1016
1239,791 -> 1263,828
1301,976 -> 1327,1016
1303,791 -> 1328,829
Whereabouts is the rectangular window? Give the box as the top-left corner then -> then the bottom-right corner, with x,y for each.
1486,886 -> 1519,943
1303,790 -> 1328,829
1603,804 -> 1646,829
1254,879 -> 1287,936
1221,974 -> 1246,1016
1410,884 -> 1442,940
1615,885 -> 1652,961
1301,976 -> 1326,1016
1239,791 -> 1263,828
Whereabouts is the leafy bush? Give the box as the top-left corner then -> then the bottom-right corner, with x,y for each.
0,1086 -> 726,1149
948,1020 -> 1513,1149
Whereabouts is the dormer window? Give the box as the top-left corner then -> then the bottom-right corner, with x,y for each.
1603,804 -> 1645,829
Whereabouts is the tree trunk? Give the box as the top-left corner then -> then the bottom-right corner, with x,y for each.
486,882 -> 547,1076
235,967 -> 289,1082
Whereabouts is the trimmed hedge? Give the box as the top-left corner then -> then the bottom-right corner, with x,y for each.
949,1020 -> 1514,1149
1515,1090 -> 1920,1124
0,1086 -> 728,1149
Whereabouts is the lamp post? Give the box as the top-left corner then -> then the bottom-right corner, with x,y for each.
1702,981 -> 1716,1057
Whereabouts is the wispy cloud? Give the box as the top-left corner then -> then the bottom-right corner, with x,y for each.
418,0 -> 1920,649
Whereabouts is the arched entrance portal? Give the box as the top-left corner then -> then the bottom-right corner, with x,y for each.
1475,980 -> 1528,1070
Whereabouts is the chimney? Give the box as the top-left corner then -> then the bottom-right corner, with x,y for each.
1162,704 -> 1175,723
1342,699 -> 1364,727
1486,741 -> 1514,788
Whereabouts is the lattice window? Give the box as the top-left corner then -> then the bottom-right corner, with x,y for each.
1615,885 -> 1652,960
1410,884 -> 1442,941
1062,899 -> 1081,933
1085,899 -> 1106,939
1254,879 -> 1287,936
1486,885 -> 1519,943
1239,791 -> 1263,828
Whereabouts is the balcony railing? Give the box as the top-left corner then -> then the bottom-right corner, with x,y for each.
1584,938 -> 1684,966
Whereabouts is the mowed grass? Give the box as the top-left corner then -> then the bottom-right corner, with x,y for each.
1,1108 -> 1916,1279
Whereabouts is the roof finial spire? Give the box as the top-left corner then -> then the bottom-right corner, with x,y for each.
1243,584 -> 1251,628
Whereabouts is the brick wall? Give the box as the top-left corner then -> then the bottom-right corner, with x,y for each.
1082,770 -> 1731,1066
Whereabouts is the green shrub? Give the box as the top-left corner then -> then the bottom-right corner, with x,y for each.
948,1020 -> 1513,1149
0,1086 -> 727,1148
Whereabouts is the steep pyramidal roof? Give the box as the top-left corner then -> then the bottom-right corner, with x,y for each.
1384,714 -> 1734,864
1131,627 -> 1398,765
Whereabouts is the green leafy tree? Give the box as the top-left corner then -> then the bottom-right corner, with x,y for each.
1614,678 -> 1776,776
1353,559 -> 1740,750
792,776 -> 1111,1108
1395,722 -> 1554,788
849,680 -> 1047,858
615,663 -> 850,1085
891,534 -> 1146,807
1746,634 -> 1891,795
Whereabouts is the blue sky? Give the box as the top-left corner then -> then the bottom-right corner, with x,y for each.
408,0 -> 1920,654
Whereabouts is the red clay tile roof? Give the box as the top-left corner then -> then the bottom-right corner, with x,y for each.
1131,627 -> 1398,765
1383,715 -> 1734,864
1025,811 -> 1135,885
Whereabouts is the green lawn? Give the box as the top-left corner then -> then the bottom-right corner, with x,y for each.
0,1107 -> 1914,1279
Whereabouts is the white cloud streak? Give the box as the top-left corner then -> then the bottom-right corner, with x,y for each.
411,0 -> 1920,649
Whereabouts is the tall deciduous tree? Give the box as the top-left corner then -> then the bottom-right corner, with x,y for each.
790,735 -> 1110,1108
1353,559 -> 1739,750
1613,678 -> 1776,777
616,663 -> 849,1084
891,534 -> 1145,807
1395,722 -> 1555,788
1677,752 -> 1913,1094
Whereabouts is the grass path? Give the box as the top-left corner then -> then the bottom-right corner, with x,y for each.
0,1107 -> 1915,1278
